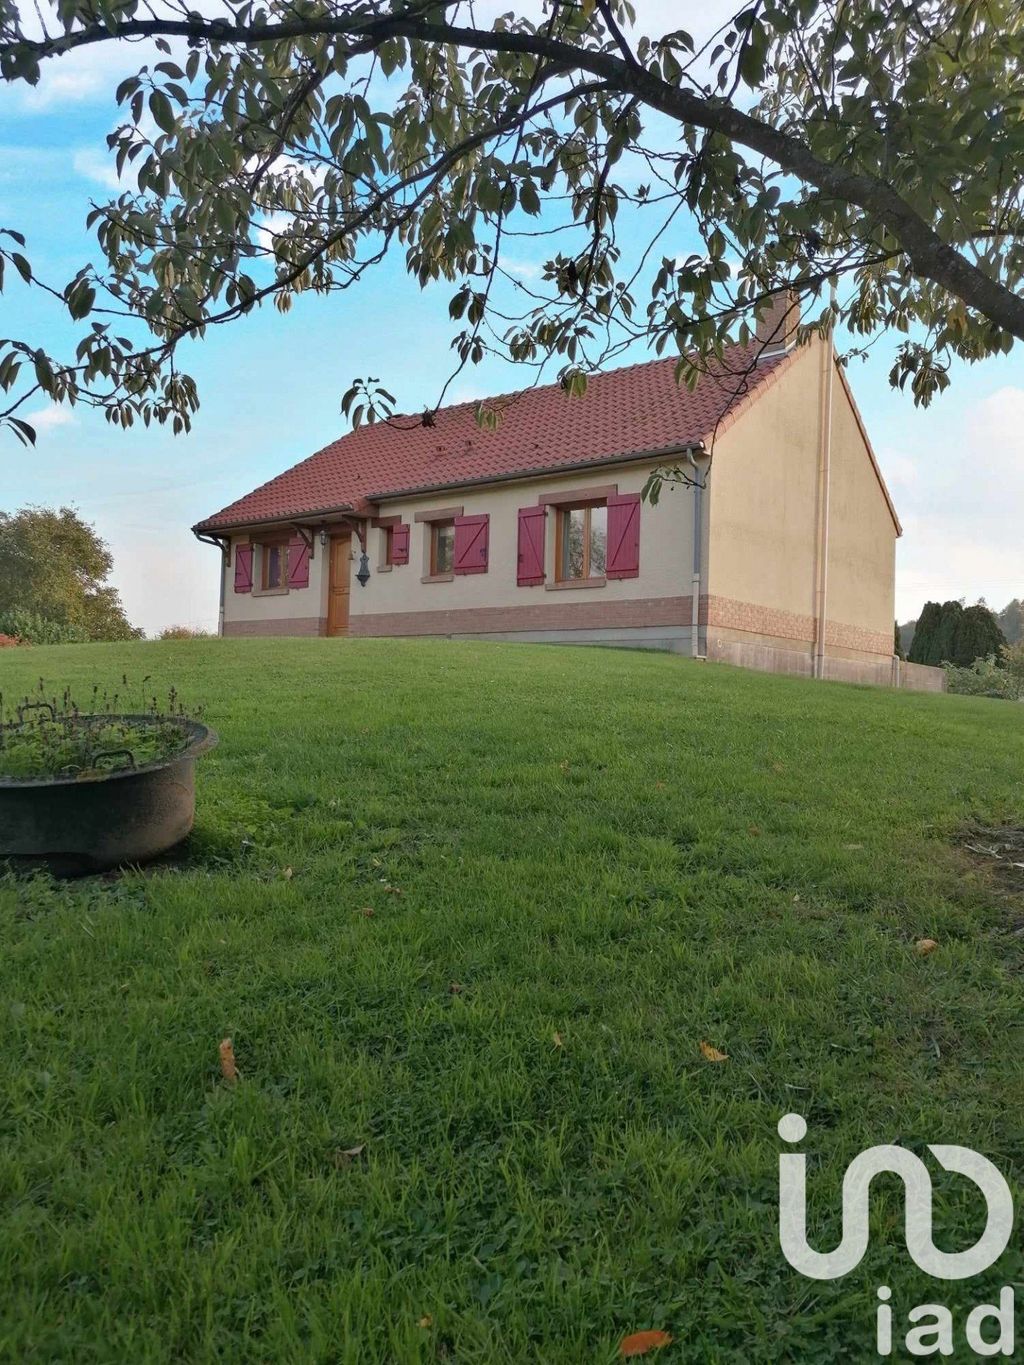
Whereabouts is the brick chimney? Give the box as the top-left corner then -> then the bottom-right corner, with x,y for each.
754,289 -> 800,358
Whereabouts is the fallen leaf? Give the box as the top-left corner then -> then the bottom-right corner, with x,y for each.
382,883 -> 404,896
219,1037 -> 238,1085
620,1329 -> 673,1357
655,781 -> 667,791
332,1143 -> 366,1167
418,1316 -> 433,1329
359,906 -> 375,918
281,866 -> 293,880
748,824 -> 762,837
915,938 -> 939,956
553,1031 -> 564,1049
699,1040 -> 729,1063
448,982 -> 464,995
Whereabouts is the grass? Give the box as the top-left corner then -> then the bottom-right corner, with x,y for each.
1,637 -> 1023,1364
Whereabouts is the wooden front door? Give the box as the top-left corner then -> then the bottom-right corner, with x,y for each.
327,533 -> 352,636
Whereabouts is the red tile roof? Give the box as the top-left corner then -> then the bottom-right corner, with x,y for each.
194,344 -> 798,532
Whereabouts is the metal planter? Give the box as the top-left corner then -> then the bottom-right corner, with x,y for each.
0,716 -> 218,877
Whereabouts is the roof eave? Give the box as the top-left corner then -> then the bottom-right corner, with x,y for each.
191,502 -> 358,537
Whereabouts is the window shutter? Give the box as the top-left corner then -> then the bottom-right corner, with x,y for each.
606,493 -> 641,579
233,542 -> 253,593
391,523 -> 410,565
516,506 -> 546,586
287,535 -> 310,589
453,514 -> 489,574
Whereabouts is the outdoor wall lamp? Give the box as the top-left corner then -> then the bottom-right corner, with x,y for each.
319,529 -> 328,548
356,551 -> 371,587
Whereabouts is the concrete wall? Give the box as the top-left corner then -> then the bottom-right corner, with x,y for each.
705,336 -> 898,664
708,638 -> 945,692
897,660 -> 947,694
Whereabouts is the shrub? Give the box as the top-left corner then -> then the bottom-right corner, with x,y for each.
0,634 -> 22,648
943,654 -> 1024,701
157,625 -> 212,640
0,609 -> 89,645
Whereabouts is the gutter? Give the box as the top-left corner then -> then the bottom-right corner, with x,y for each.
813,334 -> 835,680
191,503 -> 356,537
685,451 -> 707,659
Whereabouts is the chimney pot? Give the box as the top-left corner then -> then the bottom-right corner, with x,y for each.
754,289 -> 800,358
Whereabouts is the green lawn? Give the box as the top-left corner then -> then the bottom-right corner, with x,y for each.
1,638 -> 1023,1363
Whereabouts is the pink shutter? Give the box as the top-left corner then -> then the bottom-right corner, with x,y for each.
453,514 -> 489,574
516,506 -> 546,586
233,542 -> 253,593
391,523 -> 410,565
606,493 -> 640,579
287,535 -> 310,588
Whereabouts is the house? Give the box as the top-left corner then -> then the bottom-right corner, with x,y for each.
192,300 -> 941,690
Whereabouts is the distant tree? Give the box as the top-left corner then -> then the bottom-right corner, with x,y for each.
931,600 -> 965,666
1004,641 -> 1024,694
908,602 -> 942,666
998,599 -> 1024,645
898,619 -> 916,658
953,602 -> 1006,666
0,506 -> 142,641
894,621 -> 903,660
157,625 -> 211,640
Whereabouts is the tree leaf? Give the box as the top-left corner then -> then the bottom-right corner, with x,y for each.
699,1040 -> 729,1063
219,1037 -> 239,1084
620,1329 -> 673,1357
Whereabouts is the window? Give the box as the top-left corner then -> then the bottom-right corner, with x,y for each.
556,504 -> 607,582
382,526 -> 395,566
260,540 -> 289,591
430,521 -> 455,576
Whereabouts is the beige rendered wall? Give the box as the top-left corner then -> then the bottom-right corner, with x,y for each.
823,369 -> 898,655
221,460 -> 699,639
221,534 -> 328,634
706,335 -> 897,661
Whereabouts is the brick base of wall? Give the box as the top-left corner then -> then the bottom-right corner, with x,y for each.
349,596 -> 695,637
222,617 -> 324,637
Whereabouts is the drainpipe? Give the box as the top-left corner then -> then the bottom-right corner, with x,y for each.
813,331 -> 834,679
686,449 -> 705,658
217,547 -> 226,637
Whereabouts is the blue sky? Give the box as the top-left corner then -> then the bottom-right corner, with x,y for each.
2,7 -> 1022,634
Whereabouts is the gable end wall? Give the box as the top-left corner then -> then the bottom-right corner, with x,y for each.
706,335 -> 897,663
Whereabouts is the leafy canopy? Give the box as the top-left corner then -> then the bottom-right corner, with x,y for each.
0,506 -> 142,640
2,0 -> 1024,444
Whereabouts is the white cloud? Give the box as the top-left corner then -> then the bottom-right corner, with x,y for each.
27,404 -> 76,435
880,383 -> 1024,619
72,146 -> 122,190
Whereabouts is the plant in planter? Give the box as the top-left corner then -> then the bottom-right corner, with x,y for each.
0,678 -> 217,876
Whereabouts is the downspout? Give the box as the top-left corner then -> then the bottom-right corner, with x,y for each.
217,548 -> 226,637
813,331 -> 834,679
685,450 -> 705,659
194,531 -> 228,637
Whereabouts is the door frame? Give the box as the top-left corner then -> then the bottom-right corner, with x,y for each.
326,532 -> 352,636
